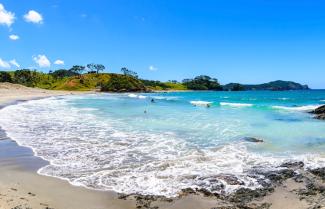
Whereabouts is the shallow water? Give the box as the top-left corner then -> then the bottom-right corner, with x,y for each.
0,90 -> 325,197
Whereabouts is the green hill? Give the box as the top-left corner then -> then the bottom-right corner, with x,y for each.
223,80 -> 309,91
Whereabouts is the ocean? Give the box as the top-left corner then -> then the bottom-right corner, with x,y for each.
0,90 -> 325,197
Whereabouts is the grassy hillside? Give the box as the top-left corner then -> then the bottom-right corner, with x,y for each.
0,70 -> 180,92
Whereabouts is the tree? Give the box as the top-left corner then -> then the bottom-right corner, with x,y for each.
121,67 -> 138,78
13,69 -> 35,86
101,74 -> 146,92
0,71 -> 12,82
87,63 -> 105,74
51,69 -> 78,79
182,75 -> 222,90
69,65 -> 85,78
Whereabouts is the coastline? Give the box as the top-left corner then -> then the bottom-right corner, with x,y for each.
0,83 -> 136,209
1,84 -> 325,209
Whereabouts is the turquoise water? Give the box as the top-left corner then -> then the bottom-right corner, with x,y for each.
0,90 -> 325,196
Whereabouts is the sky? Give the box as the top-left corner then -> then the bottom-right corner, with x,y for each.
1,0 -> 325,88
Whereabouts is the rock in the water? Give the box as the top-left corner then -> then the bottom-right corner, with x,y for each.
310,167 -> 325,180
280,161 -> 304,169
315,114 -> 325,120
310,105 -> 325,120
242,137 -> 264,143
311,105 -> 325,114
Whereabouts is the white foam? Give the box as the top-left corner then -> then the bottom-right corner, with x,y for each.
128,94 -> 147,99
128,93 -> 138,98
190,101 -> 212,106
220,102 -> 253,107
272,105 -> 321,112
152,96 -> 179,101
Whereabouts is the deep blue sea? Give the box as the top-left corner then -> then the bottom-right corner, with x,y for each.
0,90 -> 325,196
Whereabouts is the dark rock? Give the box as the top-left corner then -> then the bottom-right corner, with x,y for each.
309,105 -> 325,120
310,167 -> 325,180
315,114 -> 325,120
179,188 -> 196,196
310,105 -> 325,115
216,174 -> 245,185
196,188 -> 215,197
229,188 -> 273,203
242,137 -> 264,143
280,161 -> 304,169
262,169 -> 296,183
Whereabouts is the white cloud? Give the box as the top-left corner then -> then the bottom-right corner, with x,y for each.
54,59 -> 64,65
0,58 -> 10,68
0,58 -> 19,69
0,3 -> 15,27
33,55 -> 51,67
24,10 -> 43,24
149,65 -> 158,71
9,59 -> 20,68
9,34 -> 19,40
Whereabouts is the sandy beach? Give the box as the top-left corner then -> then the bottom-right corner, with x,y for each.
1,83 -> 325,209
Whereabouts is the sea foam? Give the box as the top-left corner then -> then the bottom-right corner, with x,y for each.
190,101 -> 212,106
272,105 -> 321,112
220,102 -> 253,107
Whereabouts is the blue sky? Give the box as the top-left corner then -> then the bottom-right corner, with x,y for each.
1,0 -> 325,88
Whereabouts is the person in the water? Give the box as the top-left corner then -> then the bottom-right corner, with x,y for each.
151,98 -> 155,103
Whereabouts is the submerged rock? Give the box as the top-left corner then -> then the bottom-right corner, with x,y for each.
242,137 -> 264,143
315,114 -> 325,120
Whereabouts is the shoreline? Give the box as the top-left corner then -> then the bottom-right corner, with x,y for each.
0,83 -> 137,209
1,83 -> 325,209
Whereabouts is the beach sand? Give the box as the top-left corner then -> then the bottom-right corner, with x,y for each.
0,83 -> 324,209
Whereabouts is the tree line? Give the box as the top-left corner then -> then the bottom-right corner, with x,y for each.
0,63 -> 246,91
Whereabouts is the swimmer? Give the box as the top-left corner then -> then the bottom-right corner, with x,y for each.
151,98 -> 155,103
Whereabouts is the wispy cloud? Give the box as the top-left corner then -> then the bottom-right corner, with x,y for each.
0,58 -> 20,69
9,34 -> 19,40
149,65 -> 158,71
9,59 -> 20,68
33,55 -> 51,67
0,58 -> 11,68
54,59 -> 64,65
0,3 -> 15,27
24,10 -> 43,24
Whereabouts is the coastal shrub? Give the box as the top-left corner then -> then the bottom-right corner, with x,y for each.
0,71 -> 12,82
141,79 -> 169,90
183,75 -> 222,90
101,74 -> 146,92
13,69 -> 35,87
51,69 -> 78,79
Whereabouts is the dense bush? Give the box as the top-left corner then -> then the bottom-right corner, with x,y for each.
51,69 -> 78,79
13,69 -> 36,87
101,74 -> 146,92
183,75 -> 222,90
0,71 -> 12,82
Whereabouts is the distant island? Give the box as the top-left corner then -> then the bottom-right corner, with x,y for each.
223,80 -> 310,91
0,64 -> 310,92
